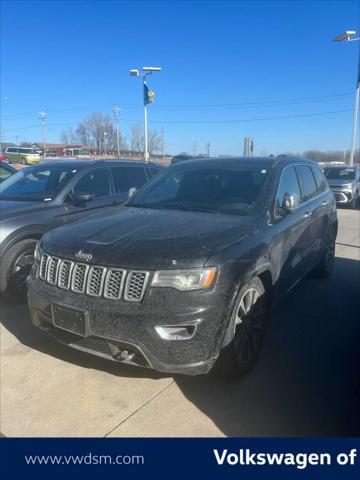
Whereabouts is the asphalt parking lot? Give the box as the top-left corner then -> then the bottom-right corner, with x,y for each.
0,208 -> 359,437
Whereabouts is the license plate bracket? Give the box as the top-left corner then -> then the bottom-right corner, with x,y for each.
51,304 -> 89,336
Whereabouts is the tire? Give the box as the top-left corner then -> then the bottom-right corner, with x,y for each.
21,158 -> 26,165
312,224 -> 336,278
212,276 -> 267,380
349,193 -> 358,210
0,239 -> 38,298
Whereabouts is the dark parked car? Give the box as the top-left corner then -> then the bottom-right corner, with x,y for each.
28,157 -> 337,378
323,166 -> 360,209
0,159 -> 163,294
0,163 -> 16,183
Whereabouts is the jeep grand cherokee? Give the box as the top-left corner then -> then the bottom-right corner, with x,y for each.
27,157 -> 337,378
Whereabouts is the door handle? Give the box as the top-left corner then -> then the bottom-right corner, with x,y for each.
303,210 -> 312,218
322,201 -> 327,206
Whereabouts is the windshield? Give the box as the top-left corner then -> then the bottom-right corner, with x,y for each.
127,166 -> 270,215
0,166 -> 78,202
324,168 -> 356,181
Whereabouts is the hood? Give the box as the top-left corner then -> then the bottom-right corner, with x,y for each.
0,199 -> 46,220
42,207 -> 258,269
327,179 -> 356,188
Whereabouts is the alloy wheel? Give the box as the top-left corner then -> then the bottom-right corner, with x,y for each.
233,287 -> 264,368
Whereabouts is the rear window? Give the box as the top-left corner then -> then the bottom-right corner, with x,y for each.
311,166 -> 327,193
111,167 -> 147,193
296,165 -> 318,202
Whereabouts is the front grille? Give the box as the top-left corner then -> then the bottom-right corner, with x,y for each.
74,337 -> 114,357
38,253 -> 149,302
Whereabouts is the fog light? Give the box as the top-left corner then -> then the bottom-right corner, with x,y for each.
155,325 -> 197,340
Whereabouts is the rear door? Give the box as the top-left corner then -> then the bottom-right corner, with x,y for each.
61,167 -> 115,223
110,165 -> 149,204
295,165 -> 323,268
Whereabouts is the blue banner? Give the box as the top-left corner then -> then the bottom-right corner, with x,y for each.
1,438 -> 360,480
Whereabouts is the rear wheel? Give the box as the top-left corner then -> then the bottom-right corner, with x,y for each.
312,225 -> 336,278
213,277 -> 267,380
0,239 -> 37,298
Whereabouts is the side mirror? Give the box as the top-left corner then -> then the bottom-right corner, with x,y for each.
128,187 -> 137,198
282,193 -> 299,213
71,192 -> 93,205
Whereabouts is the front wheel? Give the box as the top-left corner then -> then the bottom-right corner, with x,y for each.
212,277 -> 267,380
0,239 -> 37,298
21,158 -> 26,165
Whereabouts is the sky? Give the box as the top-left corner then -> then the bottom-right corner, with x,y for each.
1,0 -> 359,156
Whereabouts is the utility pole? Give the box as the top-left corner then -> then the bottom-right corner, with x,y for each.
104,130 -> 107,155
38,111 -> 47,159
206,142 -> 211,157
162,129 -> 164,159
113,105 -> 121,157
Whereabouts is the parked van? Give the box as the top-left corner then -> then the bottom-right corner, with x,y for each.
5,147 -> 41,165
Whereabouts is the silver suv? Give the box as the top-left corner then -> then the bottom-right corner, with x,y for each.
324,166 -> 360,209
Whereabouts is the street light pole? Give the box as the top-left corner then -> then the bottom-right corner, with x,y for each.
38,111 -> 47,159
113,105 -> 121,157
333,30 -> 360,166
349,46 -> 360,166
143,77 -> 149,162
130,66 -> 161,162
104,130 -> 107,156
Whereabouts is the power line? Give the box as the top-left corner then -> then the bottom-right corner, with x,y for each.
125,108 -> 353,124
2,108 -> 353,133
0,93 -> 353,118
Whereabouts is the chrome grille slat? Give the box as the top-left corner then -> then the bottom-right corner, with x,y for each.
46,256 -> 61,285
58,260 -> 74,290
39,254 -> 49,280
71,263 -> 89,293
39,254 -> 149,302
86,266 -> 107,297
124,271 -> 150,302
104,268 -> 126,299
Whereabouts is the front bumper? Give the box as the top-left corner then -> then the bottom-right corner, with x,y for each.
27,273 -> 232,375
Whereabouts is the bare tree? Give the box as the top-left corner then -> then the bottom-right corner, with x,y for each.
74,113 -> 125,153
129,124 -> 162,155
60,127 -> 78,145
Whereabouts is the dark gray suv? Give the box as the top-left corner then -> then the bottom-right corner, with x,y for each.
28,157 -> 337,378
0,159 -> 163,294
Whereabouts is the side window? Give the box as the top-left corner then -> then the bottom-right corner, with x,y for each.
111,167 -> 147,194
275,166 -> 301,215
296,165 -> 318,202
311,166 -> 327,193
73,168 -> 111,198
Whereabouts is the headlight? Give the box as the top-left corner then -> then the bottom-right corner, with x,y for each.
34,242 -> 41,263
151,267 -> 217,291
343,184 -> 355,192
